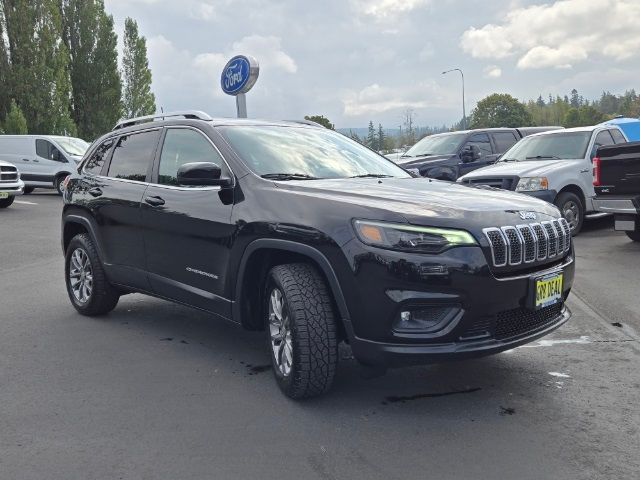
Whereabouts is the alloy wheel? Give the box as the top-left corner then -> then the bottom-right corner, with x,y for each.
562,200 -> 580,231
69,248 -> 93,303
268,288 -> 293,376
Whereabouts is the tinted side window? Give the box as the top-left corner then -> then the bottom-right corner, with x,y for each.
594,130 -> 615,148
465,133 -> 492,156
158,128 -> 226,186
610,129 -> 626,144
36,139 -> 63,161
492,132 -> 519,152
107,130 -> 160,181
84,139 -> 114,175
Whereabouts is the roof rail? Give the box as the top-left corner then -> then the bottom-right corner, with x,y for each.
113,110 -> 213,131
286,119 -> 324,128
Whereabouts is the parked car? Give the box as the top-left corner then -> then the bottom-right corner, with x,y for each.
599,117 -> 640,141
396,127 -> 562,180
0,135 -> 90,194
0,159 -> 24,208
62,111 -> 574,399
458,125 -> 629,235
593,141 -> 640,241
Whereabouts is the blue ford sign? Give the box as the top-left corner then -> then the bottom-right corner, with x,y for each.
221,55 -> 259,96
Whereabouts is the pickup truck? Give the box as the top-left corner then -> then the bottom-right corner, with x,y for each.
593,142 -> 640,241
396,127 -> 561,181
458,125 -> 630,235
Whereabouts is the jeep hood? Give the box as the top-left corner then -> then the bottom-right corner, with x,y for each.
277,177 -> 560,229
460,159 -> 577,179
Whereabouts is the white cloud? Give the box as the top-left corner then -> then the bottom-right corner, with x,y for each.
231,35 -> 297,74
350,0 -> 429,19
483,65 -> 502,78
418,43 -> 434,62
342,81 -> 452,117
460,0 -> 640,69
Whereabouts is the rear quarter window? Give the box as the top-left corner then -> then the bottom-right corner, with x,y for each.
106,130 -> 160,182
610,129 -> 626,144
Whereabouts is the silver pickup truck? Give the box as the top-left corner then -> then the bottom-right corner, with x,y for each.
0,159 -> 24,208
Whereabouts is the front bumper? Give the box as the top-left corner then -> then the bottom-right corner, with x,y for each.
336,240 -> 574,368
0,180 -> 24,196
518,189 -> 557,204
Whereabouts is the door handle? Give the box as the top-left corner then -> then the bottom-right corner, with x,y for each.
88,187 -> 103,197
33,159 -> 39,163
144,195 -> 165,207
22,158 -> 30,162
580,168 -> 590,173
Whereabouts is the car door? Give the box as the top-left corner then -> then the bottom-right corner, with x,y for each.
141,127 -> 237,317
95,128 -> 161,289
458,133 -> 494,177
30,138 -> 68,185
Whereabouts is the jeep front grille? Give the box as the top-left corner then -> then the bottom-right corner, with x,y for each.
0,165 -> 18,183
483,218 -> 571,268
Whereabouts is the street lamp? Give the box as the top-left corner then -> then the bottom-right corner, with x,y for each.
442,68 -> 466,130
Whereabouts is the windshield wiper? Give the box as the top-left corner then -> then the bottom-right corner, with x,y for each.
499,158 -> 518,162
261,173 -> 321,180
525,155 -> 561,160
399,154 -> 413,158
350,173 -> 394,178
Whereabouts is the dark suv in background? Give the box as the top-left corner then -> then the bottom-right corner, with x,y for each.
397,127 -> 562,180
61,111 -> 574,399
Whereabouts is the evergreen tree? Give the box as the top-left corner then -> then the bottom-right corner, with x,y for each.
377,123 -> 385,151
62,0 -> 122,139
304,115 -> 334,129
3,99 -> 28,133
367,120 -> 377,150
536,95 -> 545,107
122,17 -> 155,118
0,5 -> 10,121
1,0 -> 76,135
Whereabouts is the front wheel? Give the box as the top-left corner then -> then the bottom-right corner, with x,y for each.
23,187 -> 34,195
65,234 -> 119,316
54,175 -> 67,195
265,263 -> 338,399
555,192 -> 584,235
0,196 -> 15,208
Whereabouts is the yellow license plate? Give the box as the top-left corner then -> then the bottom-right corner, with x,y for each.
0,192 -> 8,199
535,273 -> 563,308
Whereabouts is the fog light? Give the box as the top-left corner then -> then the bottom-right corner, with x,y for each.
394,306 -> 460,334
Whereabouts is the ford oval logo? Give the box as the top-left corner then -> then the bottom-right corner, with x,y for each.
518,211 -> 537,220
220,55 -> 259,96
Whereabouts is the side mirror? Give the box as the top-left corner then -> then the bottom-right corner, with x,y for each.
177,162 -> 232,187
461,145 -> 481,162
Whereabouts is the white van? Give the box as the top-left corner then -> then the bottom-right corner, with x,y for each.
0,135 -> 90,194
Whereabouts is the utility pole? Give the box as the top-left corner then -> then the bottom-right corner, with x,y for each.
442,68 -> 466,130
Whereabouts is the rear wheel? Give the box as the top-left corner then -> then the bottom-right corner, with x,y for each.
65,233 -> 119,316
265,263 -> 338,399
555,192 -> 583,235
54,175 -> 67,195
0,196 -> 15,208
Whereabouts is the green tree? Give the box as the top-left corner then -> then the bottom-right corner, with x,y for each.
304,115 -> 334,129
0,6 -> 10,121
3,99 -> 28,133
366,120 -> 378,150
470,93 -> 532,128
62,0 -> 122,139
122,17 -> 155,118
1,0 -> 76,135
377,123 -> 385,152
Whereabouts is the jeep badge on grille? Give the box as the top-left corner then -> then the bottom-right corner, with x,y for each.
519,211 -> 537,220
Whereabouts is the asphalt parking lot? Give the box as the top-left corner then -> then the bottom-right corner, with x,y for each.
1,192 -> 639,480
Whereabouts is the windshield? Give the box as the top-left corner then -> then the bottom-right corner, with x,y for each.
500,132 -> 591,161
219,126 -> 411,179
54,137 -> 90,156
402,132 -> 467,157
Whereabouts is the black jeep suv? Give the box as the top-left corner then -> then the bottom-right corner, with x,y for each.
61,111 -> 574,399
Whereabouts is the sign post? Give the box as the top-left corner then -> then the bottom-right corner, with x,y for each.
220,55 -> 259,118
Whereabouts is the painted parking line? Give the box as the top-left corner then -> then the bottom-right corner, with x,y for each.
15,200 -> 39,205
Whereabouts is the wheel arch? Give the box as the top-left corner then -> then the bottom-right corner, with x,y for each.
233,239 -> 351,336
62,211 -> 104,259
557,184 -> 586,210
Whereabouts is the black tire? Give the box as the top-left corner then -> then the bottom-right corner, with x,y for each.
554,192 -> 584,235
0,196 -> 15,208
23,187 -> 34,195
626,230 -> 640,242
265,263 -> 338,399
65,233 -> 119,316
54,175 -> 67,195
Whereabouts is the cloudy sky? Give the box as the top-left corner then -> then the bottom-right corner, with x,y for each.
104,0 -> 640,129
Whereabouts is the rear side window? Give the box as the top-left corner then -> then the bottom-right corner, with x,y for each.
84,139 -> 114,175
157,128 -> 226,186
36,139 -> 63,162
492,132 -> 519,152
610,129 -> 626,144
594,130 -> 615,148
107,130 -> 160,182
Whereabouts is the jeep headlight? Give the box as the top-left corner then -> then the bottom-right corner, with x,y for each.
516,177 -> 549,192
353,220 -> 477,254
